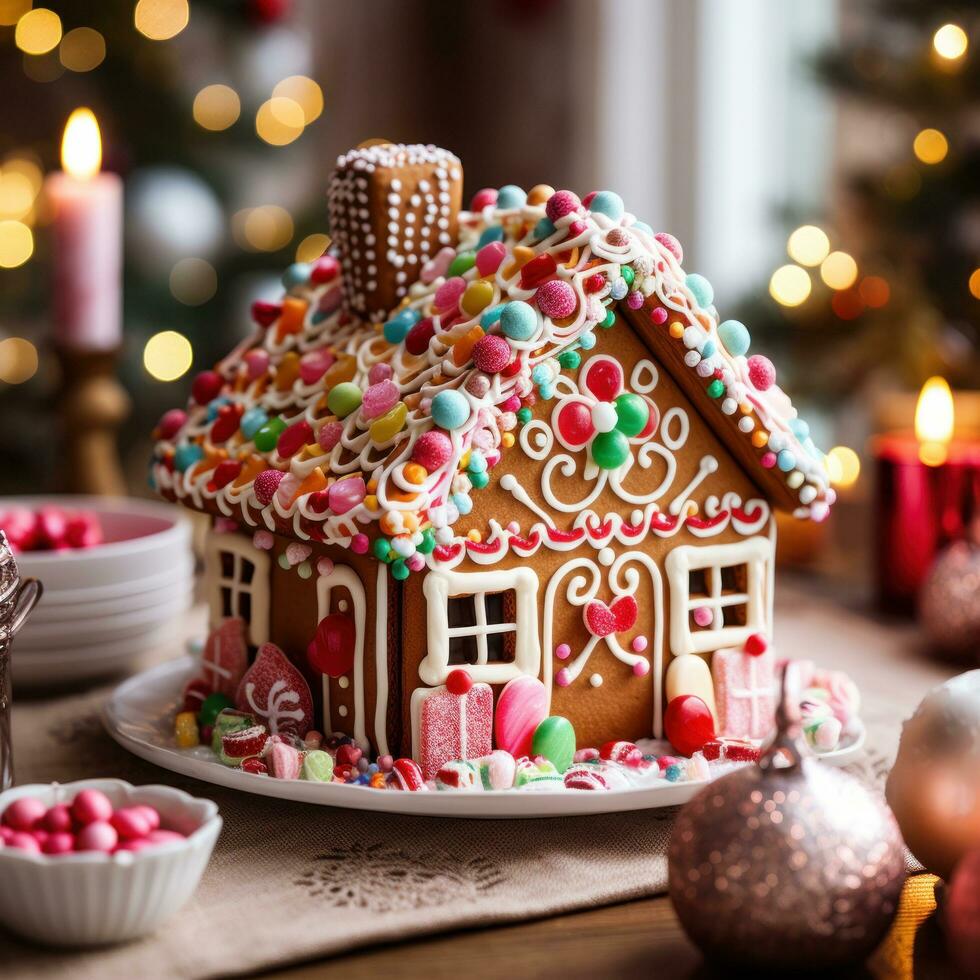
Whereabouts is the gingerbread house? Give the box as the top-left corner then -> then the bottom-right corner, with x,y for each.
151,143 -> 834,767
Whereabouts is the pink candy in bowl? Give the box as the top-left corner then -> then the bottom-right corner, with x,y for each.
0,779 -> 220,946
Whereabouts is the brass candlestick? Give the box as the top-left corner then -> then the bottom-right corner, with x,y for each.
55,345 -> 130,497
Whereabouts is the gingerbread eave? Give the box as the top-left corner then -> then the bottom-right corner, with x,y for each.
150,159 -> 833,556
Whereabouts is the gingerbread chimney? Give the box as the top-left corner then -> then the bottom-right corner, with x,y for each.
327,143 -> 463,320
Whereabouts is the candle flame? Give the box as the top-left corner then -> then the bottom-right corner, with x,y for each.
61,108 -> 102,180
915,376 -> 954,466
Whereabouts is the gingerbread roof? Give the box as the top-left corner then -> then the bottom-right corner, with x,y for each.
150,146 -> 834,573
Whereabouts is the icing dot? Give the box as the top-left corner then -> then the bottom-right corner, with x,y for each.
761,451 -> 777,469
338,676 -> 350,689
338,705 -> 348,718
555,643 -> 571,660
598,547 -> 615,566
589,674 -> 603,688
692,606 -> 714,627
799,484 -> 818,504
721,397 -> 738,415
787,470 -> 805,489
684,351 -> 701,368
738,417 -> 755,433
777,449 -> 796,472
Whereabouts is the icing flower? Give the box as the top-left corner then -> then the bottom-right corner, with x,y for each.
551,355 -> 658,470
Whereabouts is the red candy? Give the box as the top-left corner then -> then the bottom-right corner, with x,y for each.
654,232 -> 683,262
405,316 -> 436,356
391,758 -> 426,791
309,255 -> 340,283
535,279 -> 577,320
445,668 -> 473,695
191,370 -> 223,406
41,832 -> 74,855
254,468 -> 285,505
412,430 -> 453,473
664,695 -> 716,757
335,743 -> 362,767
744,632 -> 768,656
472,334 -> 512,374
600,741 -> 642,764
182,677 -> 212,713
110,807 -> 152,840
701,738 -> 761,763
210,403 -> 243,443
584,273 -> 606,293
40,804 -> 73,834
210,459 -> 242,491
6,831 -> 41,853
235,642 -> 314,737
2,796 -> 45,831
276,419 -> 313,458
308,613 -> 356,678
519,253 -> 557,290
469,188 -> 498,211
221,725 -> 269,760
747,354 -> 776,392
251,300 -> 281,328
241,757 -> 269,775
156,408 -> 187,440
545,190 -> 580,222
71,789 -> 113,826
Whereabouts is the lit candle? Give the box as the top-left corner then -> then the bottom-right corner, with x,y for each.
45,108 -> 123,351
873,377 -> 980,613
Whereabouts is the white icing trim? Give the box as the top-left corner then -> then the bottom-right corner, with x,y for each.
373,562 -> 390,757
204,532 -> 270,646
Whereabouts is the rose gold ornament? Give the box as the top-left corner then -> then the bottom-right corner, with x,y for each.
886,670 -> 980,881
668,671 -> 906,970
919,537 -> 980,662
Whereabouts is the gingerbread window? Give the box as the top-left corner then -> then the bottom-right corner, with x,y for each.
421,568 -> 541,687
205,532 -> 270,647
665,537 -> 769,657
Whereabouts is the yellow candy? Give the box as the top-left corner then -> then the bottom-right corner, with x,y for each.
274,351 -> 301,391
467,529 -> 482,543
401,512 -> 420,533
369,401 -> 407,444
751,430 -> 769,448
364,494 -> 379,512
461,280 -> 494,316
175,711 -> 200,748
669,321 -> 685,339
527,183 -> 555,205
404,463 -> 427,485
502,432 -> 515,448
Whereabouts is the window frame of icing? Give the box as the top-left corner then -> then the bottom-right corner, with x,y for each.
664,537 -> 769,657
420,567 -> 540,687
204,533 -> 270,647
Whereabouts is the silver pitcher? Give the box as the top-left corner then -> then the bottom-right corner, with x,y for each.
0,531 -> 43,791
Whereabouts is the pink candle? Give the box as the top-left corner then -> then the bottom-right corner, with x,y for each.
46,108 -> 122,351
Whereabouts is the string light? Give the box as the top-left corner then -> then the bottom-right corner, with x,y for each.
826,446 -> 861,488
15,7 -> 62,55
0,337 -> 38,384
769,264 -> 811,307
295,233 -> 330,263
0,220 -> 33,267
193,84 -> 240,131
933,24 -> 968,61
913,128 -> 948,165
820,251 -> 858,290
169,257 -> 217,306
134,0 -> 189,41
255,98 -> 304,146
59,27 -> 106,72
272,76 -> 324,125
969,268 -> 980,300
143,330 -> 193,381
787,225 -> 830,267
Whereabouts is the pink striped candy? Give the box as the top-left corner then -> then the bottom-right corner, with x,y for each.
494,676 -> 548,758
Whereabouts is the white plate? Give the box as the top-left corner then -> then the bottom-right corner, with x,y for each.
34,558 -> 195,612
104,657 -> 866,820
30,580 -> 195,624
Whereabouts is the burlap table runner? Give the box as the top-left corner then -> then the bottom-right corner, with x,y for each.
1,579 -> 945,979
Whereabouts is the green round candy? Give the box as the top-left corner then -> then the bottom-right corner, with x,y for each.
469,470 -> 489,489
391,558 -> 410,581
372,537 -> 392,562
253,417 -> 286,453
448,251 -> 476,277
417,528 -> 435,554
517,407 -> 533,424
620,265 -> 635,286
614,393 -> 650,437
326,381 -> 363,418
601,309 -> 616,329
591,429 -> 630,470
558,350 -> 581,370
707,378 -> 725,399
301,749 -> 334,782
199,692 -> 235,728
530,716 -> 576,773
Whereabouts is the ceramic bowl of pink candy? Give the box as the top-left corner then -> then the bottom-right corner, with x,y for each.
0,778 -> 220,946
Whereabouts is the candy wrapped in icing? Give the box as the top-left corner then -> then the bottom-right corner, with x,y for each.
515,757 -> 563,790
434,759 -> 481,791
417,669 -> 492,781
712,638 -> 778,739
477,750 -> 517,790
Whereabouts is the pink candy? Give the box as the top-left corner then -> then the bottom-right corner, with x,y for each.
421,246 -> 455,285
76,821 -> 118,853
40,804 -> 73,834
268,740 -> 302,780
494,676 -> 548,758
654,232 -> 683,262
747,354 -> 776,392
535,279 -> 577,320
244,349 -> 270,380
327,476 -> 366,515
71,789 -> 114,826
298,349 -> 334,385
254,468 -> 285,505
713,644 -> 778,739
545,190 -> 580,222
2,796 -> 46,831
472,334 -> 512,374
419,676 -> 493,781
0,506 -> 103,554
368,362 -> 393,384
469,187 -> 498,211
361,379 -> 400,420
111,807 -> 153,840
156,408 -> 187,440
475,241 -> 507,277
434,276 -> 466,312
42,832 -> 75,855
412,430 -> 452,473
318,421 -> 343,452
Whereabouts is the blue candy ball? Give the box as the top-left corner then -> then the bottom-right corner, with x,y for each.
206,396 -> 230,422
480,305 -> 505,330
533,217 -> 556,240
579,331 -> 597,350
717,319 -> 751,357
632,220 -> 653,235
452,492 -> 473,515
685,273 -> 714,309
777,449 -> 797,472
500,301 -> 538,341
282,262 -> 312,290
467,450 -> 487,473
789,418 -> 810,441
588,191 -> 625,221
610,277 -> 628,301
477,225 -> 505,248
431,389 -> 470,430
383,308 -> 421,344
174,443 -> 204,472
240,407 -> 269,440
496,185 -> 527,209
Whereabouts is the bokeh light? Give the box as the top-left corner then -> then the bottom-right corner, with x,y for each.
933,24 -> 968,60
143,330 -> 193,381
193,84 -> 241,132
0,220 -> 34,267
272,76 -> 324,125
233,205 -> 294,252
295,233 -> 330,263
826,446 -> 861,488
787,225 -> 830,267
0,1 -> 31,27
60,27 -> 105,72
913,128 -> 948,165
134,0 -> 189,41
859,275 -> 890,308
768,264 -> 811,307
820,251 -> 858,290
169,257 -> 217,306
0,338 -> 38,384
255,97 -> 304,146
0,171 -> 36,220
15,7 -> 61,55
969,268 -> 980,300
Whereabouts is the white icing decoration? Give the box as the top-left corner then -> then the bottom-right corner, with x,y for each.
203,533 -> 270,646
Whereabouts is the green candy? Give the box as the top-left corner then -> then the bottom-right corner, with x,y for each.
253,417 -> 286,453
391,558 -> 410,581
326,381 -> 362,418
614,392 -> 650,438
448,251 -> 476,277
707,378 -> 725,399
601,309 -> 616,329
372,537 -> 392,562
301,749 -> 334,782
530,716 -> 576,773
620,265 -> 635,287
517,407 -> 533,424
591,429 -> 630,470
417,528 -> 435,554
469,470 -> 489,490
558,350 -> 581,370
208,705 -> 251,754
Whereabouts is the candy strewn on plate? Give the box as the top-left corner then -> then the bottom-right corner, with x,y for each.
0,505 -> 102,553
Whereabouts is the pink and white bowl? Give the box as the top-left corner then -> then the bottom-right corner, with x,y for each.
0,779 -> 220,946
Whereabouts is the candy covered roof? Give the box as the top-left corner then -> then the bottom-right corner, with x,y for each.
151,147 -> 833,576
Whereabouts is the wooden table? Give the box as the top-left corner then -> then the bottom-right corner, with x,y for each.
275,874 -> 959,979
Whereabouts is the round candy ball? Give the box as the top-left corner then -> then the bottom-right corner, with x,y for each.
71,788 -> 113,826
591,429 -> 630,470
2,796 -> 45,832
174,443 -> 204,473
536,279 -> 577,320
496,184 -> 527,209
469,187 -> 498,211
326,381 -> 363,418
685,273 -> 714,309
76,820 -> 118,853
614,393 -> 650,438
281,262 -> 311,290
500,301 -> 538,341
472,334 -> 512,374
655,232 -> 683,262
588,190 -> 625,221
412,430 -> 453,472
718,319 -> 751,357
157,409 -> 187,440
431,389 -> 470,430
191,371 -> 223,406
545,190 -> 580,222
747,355 -> 776,392
446,669 -> 473,696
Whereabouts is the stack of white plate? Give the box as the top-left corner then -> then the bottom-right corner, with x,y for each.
6,497 -> 194,688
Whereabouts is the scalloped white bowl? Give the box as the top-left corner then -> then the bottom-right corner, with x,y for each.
0,779 -> 220,946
